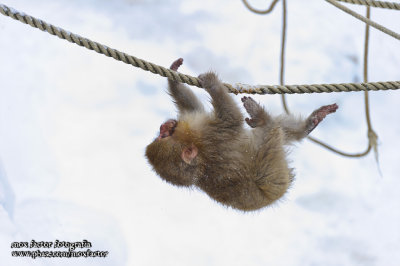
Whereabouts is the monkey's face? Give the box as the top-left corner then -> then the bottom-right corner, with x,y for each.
158,119 -> 177,140
145,131 -> 196,187
145,119 -> 199,187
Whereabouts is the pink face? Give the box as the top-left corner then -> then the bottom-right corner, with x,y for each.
158,119 -> 177,140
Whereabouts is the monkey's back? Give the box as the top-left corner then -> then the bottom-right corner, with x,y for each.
197,126 -> 294,211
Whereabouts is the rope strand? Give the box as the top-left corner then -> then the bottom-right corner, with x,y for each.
336,0 -> 400,10
325,0 -> 400,41
308,6 -> 377,158
241,0 -> 280,14
241,0 -> 391,158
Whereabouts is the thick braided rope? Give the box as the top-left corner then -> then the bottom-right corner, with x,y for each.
1,3 -> 400,94
234,81 -> 400,94
0,3 -> 202,87
336,0 -> 400,10
326,0 -> 400,41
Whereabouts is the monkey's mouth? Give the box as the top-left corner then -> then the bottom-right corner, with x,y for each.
158,119 -> 177,139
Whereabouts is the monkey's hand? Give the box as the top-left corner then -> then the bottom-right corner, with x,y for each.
306,103 -> 338,134
241,96 -> 267,128
170,58 -> 183,71
198,72 -> 222,92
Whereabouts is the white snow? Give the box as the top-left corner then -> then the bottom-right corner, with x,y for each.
0,0 -> 399,265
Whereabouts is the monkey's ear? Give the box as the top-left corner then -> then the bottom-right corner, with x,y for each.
181,144 -> 198,164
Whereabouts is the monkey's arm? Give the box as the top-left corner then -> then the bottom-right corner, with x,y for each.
198,72 -> 243,127
168,80 -> 204,113
168,58 -> 204,114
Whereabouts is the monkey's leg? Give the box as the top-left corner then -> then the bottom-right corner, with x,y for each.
168,58 -> 204,113
241,96 -> 271,128
279,103 -> 338,142
198,72 -> 243,128
255,127 -> 293,204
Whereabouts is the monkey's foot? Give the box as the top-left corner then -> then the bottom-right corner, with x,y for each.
241,96 -> 265,128
306,103 -> 338,134
198,72 -> 221,91
170,58 -> 183,71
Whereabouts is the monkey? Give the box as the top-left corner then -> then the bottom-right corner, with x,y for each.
145,58 -> 338,211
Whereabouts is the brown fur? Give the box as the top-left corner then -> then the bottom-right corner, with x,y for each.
145,58 -> 338,211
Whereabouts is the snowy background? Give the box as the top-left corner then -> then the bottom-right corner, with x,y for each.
0,0 -> 399,265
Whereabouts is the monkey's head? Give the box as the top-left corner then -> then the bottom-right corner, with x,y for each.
145,119 -> 200,187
